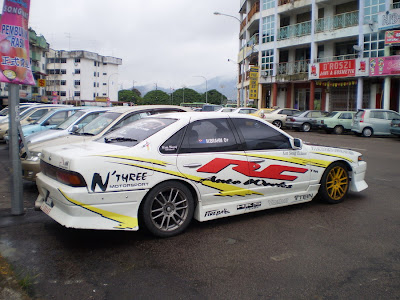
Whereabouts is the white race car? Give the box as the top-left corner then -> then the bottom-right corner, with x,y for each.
35,112 -> 368,237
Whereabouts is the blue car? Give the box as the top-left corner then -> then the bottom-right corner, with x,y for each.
13,107 -> 82,140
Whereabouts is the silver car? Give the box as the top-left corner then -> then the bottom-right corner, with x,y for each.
351,109 -> 400,137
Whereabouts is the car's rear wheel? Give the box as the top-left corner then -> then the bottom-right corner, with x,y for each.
302,123 -> 311,132
318,162 -> 349,204
141,181 -> 194,237
333,125 -> 344,135
272,120 -> 282,129
362,127 -> 373,137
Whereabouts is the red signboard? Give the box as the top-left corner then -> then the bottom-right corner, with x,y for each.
385,30 -> 400,44
319,60 -> 356,78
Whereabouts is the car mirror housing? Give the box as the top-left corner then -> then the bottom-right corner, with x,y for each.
71,125 -> 80,132
293,138 -> 302,149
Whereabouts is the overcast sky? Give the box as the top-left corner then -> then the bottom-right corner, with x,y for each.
19,0 -> 241,91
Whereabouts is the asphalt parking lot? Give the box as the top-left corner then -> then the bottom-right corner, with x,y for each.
0,130 -> 399,300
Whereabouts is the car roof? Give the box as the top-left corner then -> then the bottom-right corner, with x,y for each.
149,111 -> 263,122
107,105 -> 192,113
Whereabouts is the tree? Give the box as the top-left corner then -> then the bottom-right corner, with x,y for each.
171,88 -> 202,105
141,90 -> 170,105
118,89 -> 141,104
202,89 -> 228,105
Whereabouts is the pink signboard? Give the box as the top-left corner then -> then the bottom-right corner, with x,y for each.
385,30 -> 400,44
0,0 -> 35,85
319,60 -> 356,78
369,56 -> 400,76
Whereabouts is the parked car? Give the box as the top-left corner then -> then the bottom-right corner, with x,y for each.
390,119 -> 400,137
215,107 -> 235,112
35,112 -> 368,238
0,103 -> 38,123
20,105 -> 191,181
249,108 -> 275,119
4,107 -> 82,143
262,108 -> 300,128
351,109 -> 400,137
0,104 -> 70,141
316,111 -> 356,134
233,107 -> 258,114
24,107 -> 110,145
286,110 -> 329,132
201,104 -> 223,112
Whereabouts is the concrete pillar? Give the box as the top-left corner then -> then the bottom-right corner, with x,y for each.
272,83 -> 278,107
286,83 -> 292,108
370,83 -> 377,109
356,78 -> 364,110
383,77 -> 391,110
310,81 -> 315,109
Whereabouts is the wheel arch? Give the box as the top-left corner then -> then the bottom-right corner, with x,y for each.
138,178 -> 199,216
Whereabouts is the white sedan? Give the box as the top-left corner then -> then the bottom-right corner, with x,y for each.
35,113 -> 368,237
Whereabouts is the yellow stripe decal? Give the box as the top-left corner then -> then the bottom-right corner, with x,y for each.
59,189 -> 138,229
96,155 -> 169,166
311,152 -> 354,163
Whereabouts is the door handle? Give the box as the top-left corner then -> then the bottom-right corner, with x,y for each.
183,163 -> 202,168
249,159 -> 265,163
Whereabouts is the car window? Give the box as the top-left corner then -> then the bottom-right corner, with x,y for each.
232,118 -> 291,150
281,109 -> 294,115
102,117 -> 177,145
112,112 -> 150,131
79,112 -> 121,135
387,111 -> 400,120
310,112 -> 320,118
355,110 -> 364,118
179,119 -> 239,154
326,112 -> 338,118
160,127 -> 185,154
46,111 -> 70,125
56,111 -> 85,129
370,111 -> 386,119
339,113 -> 353,119
28,109 -> 50,120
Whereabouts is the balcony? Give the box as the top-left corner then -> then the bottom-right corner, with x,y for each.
248,2 -> 260,21
316,11 -> 359,33
278,0 -> 301,5
317,54 -> 358,63
278,20 -> 311,40
276,60 -> 310,81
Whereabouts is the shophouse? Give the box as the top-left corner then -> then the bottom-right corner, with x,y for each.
238,0 -> 400,112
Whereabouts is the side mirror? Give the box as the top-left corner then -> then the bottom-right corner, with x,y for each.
43,121 -> 50,126
293,138 -> 302,149
71,125 -> 80,132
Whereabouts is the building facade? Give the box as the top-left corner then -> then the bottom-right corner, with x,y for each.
46,50 -> 122,103
238,0 -> 400,112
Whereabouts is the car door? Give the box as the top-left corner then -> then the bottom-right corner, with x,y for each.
231,117 -> 311,199
176,117 -> 254,206
338,112 -> 354,130
370,111 -> 389,134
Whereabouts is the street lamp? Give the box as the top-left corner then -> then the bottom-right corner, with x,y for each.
214,11 -> 245,107
107,73 -> 118,101
193,75 -> 208,104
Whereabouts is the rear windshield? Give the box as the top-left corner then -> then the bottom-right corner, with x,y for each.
355,110 -> 365,118
325,112 -> 338,118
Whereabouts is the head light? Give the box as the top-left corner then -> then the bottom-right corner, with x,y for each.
358,155 -> 364,162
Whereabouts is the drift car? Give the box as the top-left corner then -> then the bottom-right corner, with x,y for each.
35,112 -> 368,237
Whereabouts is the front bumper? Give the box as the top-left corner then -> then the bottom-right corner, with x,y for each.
36,173 -> 149,231
350,161 -> 368,193
21,158 -> 41,181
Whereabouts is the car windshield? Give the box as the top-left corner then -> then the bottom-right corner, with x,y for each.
55,110 -> 85,130
102,117 -> 176,144
32,109 -> 56,124
77,112 -> 121,135
325,112 -> 338,118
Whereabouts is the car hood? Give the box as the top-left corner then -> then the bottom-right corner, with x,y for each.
303,143 -> 361,161
24,134 -> 99,153
26,128 -> 68,144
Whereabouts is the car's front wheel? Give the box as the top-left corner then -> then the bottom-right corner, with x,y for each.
141,181 -> 194,237
318,162 -> 349,204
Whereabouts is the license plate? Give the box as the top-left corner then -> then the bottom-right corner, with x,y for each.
40,190 -> 53,215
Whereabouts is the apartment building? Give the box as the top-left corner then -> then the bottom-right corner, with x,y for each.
238,0 -> 400,112
46,50 -> 122,103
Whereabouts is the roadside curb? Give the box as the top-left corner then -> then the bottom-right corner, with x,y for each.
0,254 -> 31,300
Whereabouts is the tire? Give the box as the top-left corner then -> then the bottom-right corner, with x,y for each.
333,125 -> 344,135
272,120 -> 282,129
141,181 -> 194,237
362,127 -> 373,137
318,162 -> 349,204
301,123 -> 311,132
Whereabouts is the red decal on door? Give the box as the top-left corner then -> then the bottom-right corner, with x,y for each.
197,158 -> 307,181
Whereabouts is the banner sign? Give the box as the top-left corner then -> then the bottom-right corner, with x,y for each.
385,30 -> 400,44
0,0 -> 35,85
378,8 -> 400,31
249,66 -> 258,100
369,56 -> 400,76
309,59 -> 368,79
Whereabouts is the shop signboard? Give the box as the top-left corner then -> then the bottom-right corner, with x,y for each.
249,66 -> 259,100
369,56 -> 400,76
309,59 -> 368,79
378,8 -> 400,31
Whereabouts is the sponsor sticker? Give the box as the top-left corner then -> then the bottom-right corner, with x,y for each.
204,208 -> 230,217
237,202 -> 261,211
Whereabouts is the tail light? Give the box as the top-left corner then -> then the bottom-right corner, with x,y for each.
321,120 -> 324,124
40,160 -> 87,187
359,111 -> 365,123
